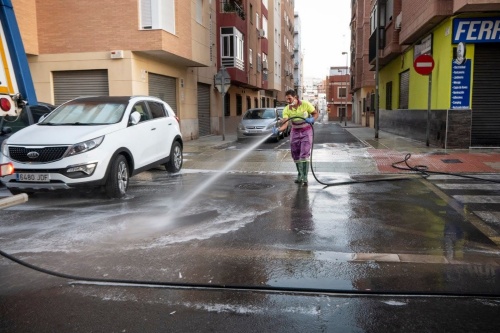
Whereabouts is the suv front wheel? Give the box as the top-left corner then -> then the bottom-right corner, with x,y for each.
105,155 -> 129,198
165,141 -> 183,173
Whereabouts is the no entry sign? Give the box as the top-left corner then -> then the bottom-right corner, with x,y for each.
413,54 -> 435,75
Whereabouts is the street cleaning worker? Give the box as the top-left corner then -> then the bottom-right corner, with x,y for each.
274,89 -> 318,186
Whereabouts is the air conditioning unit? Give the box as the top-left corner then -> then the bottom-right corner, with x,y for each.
258,29 -> 265,38
395,12 -> 402,31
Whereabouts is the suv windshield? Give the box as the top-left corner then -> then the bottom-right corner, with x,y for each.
41,102 -> 126,125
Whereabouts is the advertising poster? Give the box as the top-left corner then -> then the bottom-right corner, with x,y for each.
450,43 -> 471,110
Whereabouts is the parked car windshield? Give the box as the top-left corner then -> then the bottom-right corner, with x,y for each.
243,108 -> 276,120
40,102 -> 126,125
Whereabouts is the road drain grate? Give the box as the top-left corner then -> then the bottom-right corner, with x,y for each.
441,159 -> 462,164
236,183 -> 275,190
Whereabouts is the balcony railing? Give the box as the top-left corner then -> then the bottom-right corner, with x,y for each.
221,0 -> 245,20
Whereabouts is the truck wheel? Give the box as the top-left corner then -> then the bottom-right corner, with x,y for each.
165,141 -> 183,173
105,155 -> 129,198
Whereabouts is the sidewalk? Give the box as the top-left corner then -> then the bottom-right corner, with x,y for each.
345,124 -> 500,174
184,122 -> 500,175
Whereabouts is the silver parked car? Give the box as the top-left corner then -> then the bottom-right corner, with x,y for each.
237,108 -> 282,142
276,106 -> 291,137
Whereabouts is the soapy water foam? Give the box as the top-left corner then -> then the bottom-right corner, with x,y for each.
0,134 -> 275,252
117,134 -> 274,240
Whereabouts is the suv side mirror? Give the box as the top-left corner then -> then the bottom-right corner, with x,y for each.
129,111 -> 141,125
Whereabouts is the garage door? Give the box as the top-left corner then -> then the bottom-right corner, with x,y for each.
148,73 -> 177,113
471,43 -> 500,147
53,70 -> 109,105
197,83 -> 211,136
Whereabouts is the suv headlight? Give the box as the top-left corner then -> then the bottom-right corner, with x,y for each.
1,140 -> 8,157
65,136 -> 104,157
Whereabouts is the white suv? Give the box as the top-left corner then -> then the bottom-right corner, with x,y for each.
0,96 -> 183,198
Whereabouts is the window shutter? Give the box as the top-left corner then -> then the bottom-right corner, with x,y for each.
141,0 -> 152,29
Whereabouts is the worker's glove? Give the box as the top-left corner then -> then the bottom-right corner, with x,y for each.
272,127 -> 279,135
305,117 -> 315,124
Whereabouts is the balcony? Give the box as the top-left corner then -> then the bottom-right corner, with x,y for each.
220,0 -> 245,20
368,27 -> 386,64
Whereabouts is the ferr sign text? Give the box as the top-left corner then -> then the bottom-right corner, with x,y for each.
453,17 -> 500,43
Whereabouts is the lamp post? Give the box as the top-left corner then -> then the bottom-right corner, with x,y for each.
342,51 -> 348,126
337,69 -> 343,124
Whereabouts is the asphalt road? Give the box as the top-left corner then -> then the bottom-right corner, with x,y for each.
1,123 -> 499,332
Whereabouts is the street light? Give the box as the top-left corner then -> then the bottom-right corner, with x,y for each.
342,52 -> 348,126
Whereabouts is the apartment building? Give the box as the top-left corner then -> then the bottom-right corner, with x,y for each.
350,0 -> 376,127
280,0 -> 295,102
327,67 -> 352,122
293,12 -> 303,100
15,0 -> 219,140
365,0 -> 500,148
216,0 -> 298,131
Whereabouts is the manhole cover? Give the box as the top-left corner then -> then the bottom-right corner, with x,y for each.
236,183 -> 275,190
441,159 -> 462,164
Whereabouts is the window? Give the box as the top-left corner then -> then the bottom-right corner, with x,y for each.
386,81 -> 393,110
236,94 -> 242,116
385,0 -> 394,22
250,4 -> 253,24
196,0 -> 203,24
262,16 -> 268,38
399,70 -> 409,109
339,87 -> 347,98
148,102 -> 166,118
132,102 -> 150,122
140,0 -> 175,34
249,48 -> 253,67
221,27 -> 244,70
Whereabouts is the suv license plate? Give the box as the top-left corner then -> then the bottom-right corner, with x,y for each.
17,173 -> 50,182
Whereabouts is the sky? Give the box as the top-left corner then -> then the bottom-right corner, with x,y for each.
294,0 -> 351,79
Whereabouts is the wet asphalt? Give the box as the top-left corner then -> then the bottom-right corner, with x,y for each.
0,122 -> 499,332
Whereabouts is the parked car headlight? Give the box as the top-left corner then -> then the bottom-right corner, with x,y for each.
65,136 -> 104,157
1,140 -> 9,157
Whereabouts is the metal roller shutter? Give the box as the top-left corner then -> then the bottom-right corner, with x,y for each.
148,73 -> 177,113
53,70 -> 109,105
398,70 -> 409,109
471,44 -> 500,147
197,83 -> 211,136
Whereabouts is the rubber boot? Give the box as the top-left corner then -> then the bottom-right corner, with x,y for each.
294,162 -> 302,183
302,161 -> 309,186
